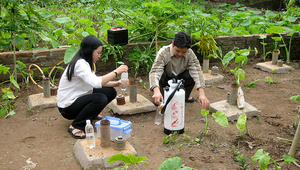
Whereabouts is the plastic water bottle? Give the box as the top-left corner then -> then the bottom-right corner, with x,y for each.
85,119 -> 95,149
154,103 -> 164,125
120,72 -> 128,91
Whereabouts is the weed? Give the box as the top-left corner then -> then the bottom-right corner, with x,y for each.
139,79 -> 148,89
194,137 -> 202,144
234,150 -> 249,170
252,149 -> 296,170
107,153 -> 148,170
236,132 -> 244,138
236,113 -> 249,136
201,109 -> 228,135
211,143 -> 218,148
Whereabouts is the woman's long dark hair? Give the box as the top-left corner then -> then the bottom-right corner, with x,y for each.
66,35 -> 103,81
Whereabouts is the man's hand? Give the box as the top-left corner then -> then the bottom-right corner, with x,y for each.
198,88 -> 210,109
152,87 -> 164,105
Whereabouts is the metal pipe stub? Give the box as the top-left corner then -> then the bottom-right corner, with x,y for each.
114,136 -> 126,151
116,94 -> 125,105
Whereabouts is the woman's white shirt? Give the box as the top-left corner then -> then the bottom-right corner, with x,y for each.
57,59 -> 102,108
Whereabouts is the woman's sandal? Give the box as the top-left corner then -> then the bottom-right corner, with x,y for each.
94,115 -> 102,120
68,127 -> 86,139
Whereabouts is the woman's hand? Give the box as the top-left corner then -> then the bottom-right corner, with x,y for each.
115,65 -> 128,75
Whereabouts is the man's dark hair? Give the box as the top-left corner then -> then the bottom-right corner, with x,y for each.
173,31 -> 192,48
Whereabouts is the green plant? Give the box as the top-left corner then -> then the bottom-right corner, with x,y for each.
107,153 -> 148,170
259,34 -> 269,61
0,0 -> 51,81
252,149 -> 297,170
101,42 -> 124,63
107,154 -> 194,170
265,25 -> 300,63
158,157 -> 194,170
234,150 -> 250,170
201,109 -> 228,136
162,132 -> 191,146
194,17 -> 218,59
222,47 -> 258,86
139,79 -> 148,89
0,65 -> 19,118
265,69 -> 278,84
125,45 -> 156,79
16,60 -> 31,85
236,113 -> 249,136
236,132 -> 244,138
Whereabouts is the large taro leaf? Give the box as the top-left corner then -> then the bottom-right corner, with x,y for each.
212,111 -> 228,127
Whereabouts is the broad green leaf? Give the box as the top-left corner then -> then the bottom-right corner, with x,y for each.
0,106 -> 8,117
236,113 -> 247,131
288,0 -> 295,6
212,111 -> 228,127
265,10 -> 277,19
68,39 -> 81,46
293,24 -> 300,32
52,40 -> 60,48
10,76 -> 20,90
162,137 -> 169,144
16,60 -> 26,69
0,65 -> 10,74
265,26 -> 284,34
222,51 -> 235,66
5,110 -> 16,118
81,31 -> 90,37
236,69 -> 245,80
252,149 -> 270,170
271,37 -> 282,42
158,157 -> 182,170
107,153 -> 148,166
247,82 -> 256,87
282,155 -> 297,162
6,91 -> 16,99
235,55 -> 246,63
77,18 -> 89,24
54,17 -> 73,24
64,45 -> 79,64
290,95 -> 300,102
86,27 -> 96,36
240,20 -> 251,26
201,109 -> 209,116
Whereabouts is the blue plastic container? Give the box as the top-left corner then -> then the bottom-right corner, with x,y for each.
95,116 -> 132,141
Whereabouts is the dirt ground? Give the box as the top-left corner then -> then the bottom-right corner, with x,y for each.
1,58 -> 300,170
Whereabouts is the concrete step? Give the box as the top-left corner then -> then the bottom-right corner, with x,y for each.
73,137 -> 137,170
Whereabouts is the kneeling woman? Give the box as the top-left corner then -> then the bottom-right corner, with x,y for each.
57,35 -> 128,139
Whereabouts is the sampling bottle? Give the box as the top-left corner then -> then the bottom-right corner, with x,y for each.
154,102 -> 164,125
85,119 -> 95,149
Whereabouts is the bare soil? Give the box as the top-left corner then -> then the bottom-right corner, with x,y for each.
1,58 -> 300,170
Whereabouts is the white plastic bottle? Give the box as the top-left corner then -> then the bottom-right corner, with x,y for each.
85,119 -> 95,149
154,103 -> 164,125
120,72 -> 128,91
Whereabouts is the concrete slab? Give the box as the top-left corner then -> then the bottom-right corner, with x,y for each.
208,100 -> 258,121
203,70 -> 225,85
74,137 -> 137,170
255,61 -> 294,73
28,93 -> 57,109
107,94 -> 156,115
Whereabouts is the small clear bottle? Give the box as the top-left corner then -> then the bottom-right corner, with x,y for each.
154,102 -> 164,125
85,119 -> 95,149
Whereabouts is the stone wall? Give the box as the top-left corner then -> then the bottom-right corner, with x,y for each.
0,32 -> 299,81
